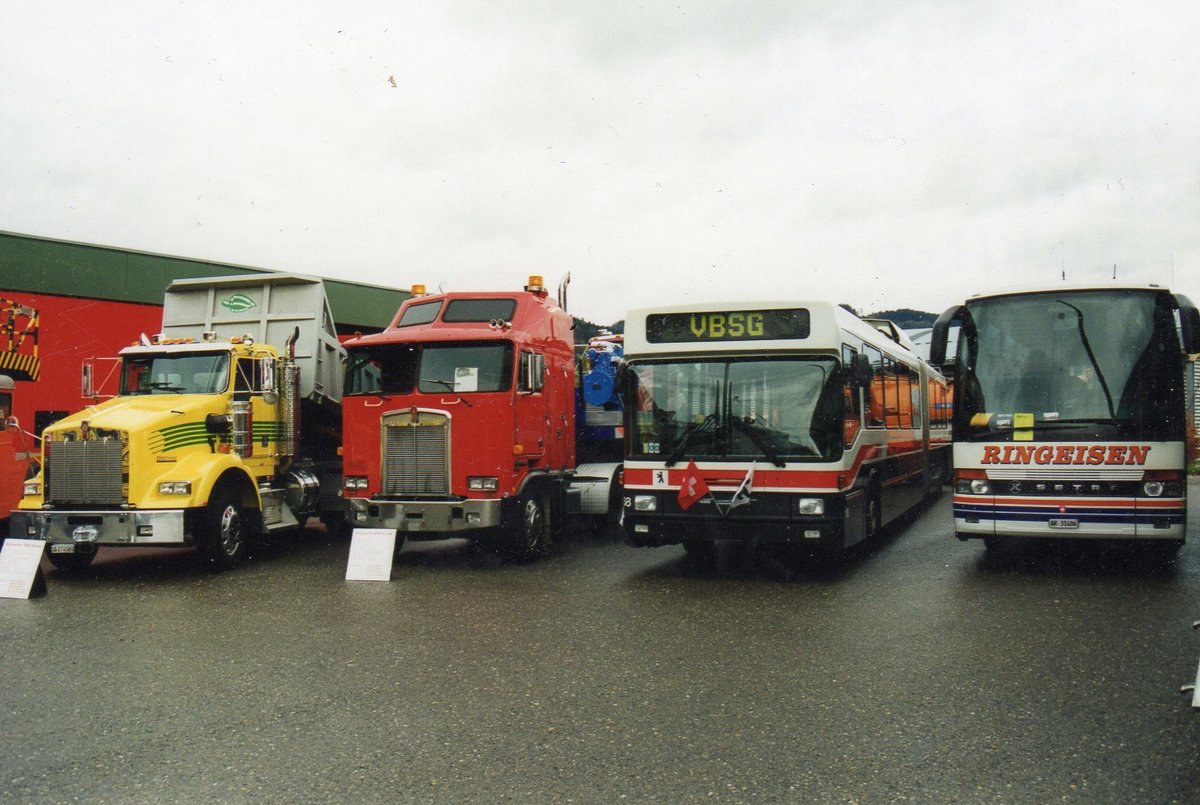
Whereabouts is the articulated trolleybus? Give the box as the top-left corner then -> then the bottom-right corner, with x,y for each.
621,301 -> 951,560
929,284 -> 1199,555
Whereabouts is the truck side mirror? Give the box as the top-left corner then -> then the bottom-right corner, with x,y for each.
261,357 -> 279,404
520,353 -> 545,393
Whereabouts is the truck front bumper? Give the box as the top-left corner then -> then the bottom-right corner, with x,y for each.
347,497 -> 502,534
9,509 -> 188,548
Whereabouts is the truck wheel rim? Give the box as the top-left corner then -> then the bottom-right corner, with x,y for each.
524,500 -> 543,547
219,505 -> 242,556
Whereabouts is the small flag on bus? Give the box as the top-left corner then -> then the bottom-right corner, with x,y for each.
678,460 -> 710,511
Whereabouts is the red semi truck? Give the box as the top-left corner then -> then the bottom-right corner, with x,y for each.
340,275 -> 623,560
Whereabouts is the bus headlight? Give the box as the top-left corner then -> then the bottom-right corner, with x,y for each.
1142,481 -> 1164,497
969,480 -> 991,494
798,497 -> 824,515
158,481 -> 192,495
634,495 -> 658,512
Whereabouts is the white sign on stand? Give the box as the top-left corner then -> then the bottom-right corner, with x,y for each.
345,528 -> 397,581
0,539 -> 47,599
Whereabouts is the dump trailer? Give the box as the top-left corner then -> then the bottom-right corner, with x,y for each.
12,274 -> 346,570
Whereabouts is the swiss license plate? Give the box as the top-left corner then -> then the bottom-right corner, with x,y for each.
49,543 -> 76,554
1048,518 -> 1079,529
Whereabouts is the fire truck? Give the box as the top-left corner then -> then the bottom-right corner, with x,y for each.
340,275 -> 623,560
11,274 -> 346,570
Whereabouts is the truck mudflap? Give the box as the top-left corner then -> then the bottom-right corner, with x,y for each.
347,497 -> 503,533
9,509 -> 187,547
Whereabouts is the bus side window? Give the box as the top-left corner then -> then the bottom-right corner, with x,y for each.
882,357 -> 900,429
842,345 -> 861,447
896,363 -> 913,429
864,345 -> 884,427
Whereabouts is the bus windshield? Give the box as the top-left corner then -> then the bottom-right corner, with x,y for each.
121,352 -> 230,395
956,289 -> 1184,440
345,342 -> 514,395
626,357 -> 842,464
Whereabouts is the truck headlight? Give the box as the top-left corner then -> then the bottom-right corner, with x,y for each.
158,481 -> 192,495
343,476 -> 369,491
798,497 -> 824,515
468,477 -> 499,491
634,495 -> 657,512
23,481 -> 39,497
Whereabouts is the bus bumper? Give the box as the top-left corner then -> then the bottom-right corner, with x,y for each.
952,494 -> 1186,540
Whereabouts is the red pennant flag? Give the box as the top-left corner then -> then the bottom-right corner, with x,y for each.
677,460 -> 710,511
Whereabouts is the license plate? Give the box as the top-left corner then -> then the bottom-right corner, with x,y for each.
49,543 -> 76,554
1049,518 -> 1079,529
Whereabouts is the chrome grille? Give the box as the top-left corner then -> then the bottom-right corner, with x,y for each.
382,414 -> 449,496
46,440 -> 125,505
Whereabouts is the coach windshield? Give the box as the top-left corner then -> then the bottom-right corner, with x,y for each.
955,289 -> 1185,441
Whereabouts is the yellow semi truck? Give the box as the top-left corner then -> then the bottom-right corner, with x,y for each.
11,274 -> 346,570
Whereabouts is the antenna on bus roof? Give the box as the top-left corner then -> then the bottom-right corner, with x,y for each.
1113,263 -> 1117,280
1059,241 -> 1065,281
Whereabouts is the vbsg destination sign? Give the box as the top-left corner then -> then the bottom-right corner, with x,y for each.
645,308 -> 810,343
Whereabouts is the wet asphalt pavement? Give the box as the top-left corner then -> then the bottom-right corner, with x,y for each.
2,486 -> 1199,803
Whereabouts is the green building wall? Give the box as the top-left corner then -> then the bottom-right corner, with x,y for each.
0,231 -> 408,332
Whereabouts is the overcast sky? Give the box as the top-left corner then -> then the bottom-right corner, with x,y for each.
2,1 -> 1198,325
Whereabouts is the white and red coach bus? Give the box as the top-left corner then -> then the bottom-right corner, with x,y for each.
929,284 -> 1199,555
620,301 -> 951,561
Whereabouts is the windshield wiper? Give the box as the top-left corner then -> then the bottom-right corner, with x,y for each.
665,412 -> 719,467
422,377 -> 473,407
729,417 -> 787,467
148,382 -> 185,394
1056,300 -> 1116,419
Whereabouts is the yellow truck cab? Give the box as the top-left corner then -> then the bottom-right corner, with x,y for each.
12,274 -> 345,570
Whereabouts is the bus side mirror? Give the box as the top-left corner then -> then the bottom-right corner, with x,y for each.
852,353 -> 873,389
929,305 -> 964,375
1176,295 -> 1200,354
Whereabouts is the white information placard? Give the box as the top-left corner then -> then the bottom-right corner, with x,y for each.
0,539 -> 47,599
345,528 -> 397,581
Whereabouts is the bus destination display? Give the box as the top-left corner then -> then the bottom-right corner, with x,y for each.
645,308 -> 810,343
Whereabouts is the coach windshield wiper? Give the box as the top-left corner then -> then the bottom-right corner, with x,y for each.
1056,300 -> 1115,420
665,412 -> 719,467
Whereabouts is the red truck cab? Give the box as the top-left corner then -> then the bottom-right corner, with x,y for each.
340,276 -> 591,559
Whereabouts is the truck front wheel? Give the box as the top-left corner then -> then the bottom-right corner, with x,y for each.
197,487 -> 250,570
504,493 -> 552,562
